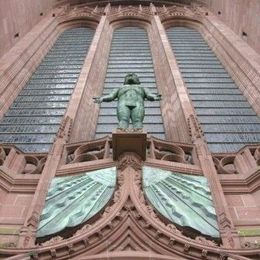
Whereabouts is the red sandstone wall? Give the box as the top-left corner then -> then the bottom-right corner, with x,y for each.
209,0 -> 260,55
0,0 -> 55,58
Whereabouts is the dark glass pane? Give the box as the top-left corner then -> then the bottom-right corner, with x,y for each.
0,28 -> 95,153
167,27 -> 260,153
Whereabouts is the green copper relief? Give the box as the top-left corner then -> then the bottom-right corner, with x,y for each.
37,167 -> 116,237
94,73 -> 161,129
143,166 -> 220,238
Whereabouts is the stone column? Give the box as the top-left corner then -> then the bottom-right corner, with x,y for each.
67,7 -> 113,142
148,5 -> 192,143
17,117 -> 72,248
150,4 -> 240,248
17,7 -> 110,248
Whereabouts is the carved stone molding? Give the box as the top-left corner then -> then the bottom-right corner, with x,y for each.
63,136 -> 111,165
58,4 -> 104,22
213,145 -> 260,176
148,136 -> 198,166
60,136 -> 200,169
157,4 -> 204,23
107,4 -> 153,24
117,152 -> 143,171
187,114 -> 204,142
55,116 -> 73,142
0,145 -> 47,176
1,160 -> 258,259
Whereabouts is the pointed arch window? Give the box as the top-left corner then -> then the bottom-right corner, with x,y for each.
0,27 -> 95,152
166,26 -> 260,153
95,26 -> 165,139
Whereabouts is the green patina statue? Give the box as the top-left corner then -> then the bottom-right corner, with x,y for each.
93,73 -> 161,130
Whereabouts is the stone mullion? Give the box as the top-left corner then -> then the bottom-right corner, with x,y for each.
68,3 -> 115,143
148,16 -> 190,142
152,8 -> 240,248
65,13 -> 111,142
150,5 -> 195,129
17,118 -> 71,248
17,10 -> 109,248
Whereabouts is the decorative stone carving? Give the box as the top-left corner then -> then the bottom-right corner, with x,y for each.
0,146 -> 7,165
0,145 -> 47,175
41,236 -> 63,246
58,4 -> 103,21
242,241 -> 260,249
65,136 -> 110,164
253,146 -> 260,165
0,2 -> 259,259
108,5 -> 152,21
149,136 -> 196,165
27,211 -> 40,229
157,4 -> 204,22
166,224 -> 182,235
213,145 -> 260,175
74,224 -> 92,236
213,155 -> 237,174
3,150 -> 256,259
201,249 -> 208,258
187,114 -> 204,141
218,212 -> 232,230
56,116 -> 73,142
195,236 -> 218,247
117,152 -> 142,171
217,212 -> 239,249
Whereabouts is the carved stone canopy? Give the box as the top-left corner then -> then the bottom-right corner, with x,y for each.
61,0 -> 207,7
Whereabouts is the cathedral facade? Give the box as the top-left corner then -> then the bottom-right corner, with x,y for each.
0,0 -> 260,259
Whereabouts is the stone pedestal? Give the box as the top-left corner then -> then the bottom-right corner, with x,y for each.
112,130 -> 147,160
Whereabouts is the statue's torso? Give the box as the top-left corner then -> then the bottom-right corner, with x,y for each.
118,85 -> 145,108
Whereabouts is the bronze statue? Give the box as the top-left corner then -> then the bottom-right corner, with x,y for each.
93,73 -> 161,130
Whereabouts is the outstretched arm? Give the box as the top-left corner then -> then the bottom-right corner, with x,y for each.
93,88 -> 119,104
144,88 -> 162,101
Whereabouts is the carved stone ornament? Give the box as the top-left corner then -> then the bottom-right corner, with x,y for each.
55,116 -> 73,142
0,144 -> 47,175
58,4 -> 103,21
27,211 -> 40,229
213,145 -> 260,175
65,136 -> 110,164
149,136 -> 196,164
157,4 -> 204,22
117,152 -> 142,171
108,5 -> 152,22
1,154 -> 257,259
41,236 -> 63,246
187,114 -> 204,141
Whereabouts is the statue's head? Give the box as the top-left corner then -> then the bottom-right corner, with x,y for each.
124,73 -> 140,85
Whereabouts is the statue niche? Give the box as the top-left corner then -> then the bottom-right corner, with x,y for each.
93,73 -> 161,130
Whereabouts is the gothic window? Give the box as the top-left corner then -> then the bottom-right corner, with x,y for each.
95,26 -> 165,139
167,27 -> 260,153
0,27 -> 94,153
